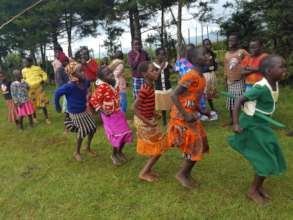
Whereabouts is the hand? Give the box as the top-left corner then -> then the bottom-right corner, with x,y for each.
233,124 -> 243,133
184,112 -> 198,124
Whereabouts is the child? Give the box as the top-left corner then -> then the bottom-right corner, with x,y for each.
153,48 -> 173,126
224,33 -> 248,125
229,55 -> 287,204
168,47 -> 210,189
22,56 -> 50,124
202,39 -> 218,118
134,61 -> 168,182
0,72 -> 18,124
108,51 -> 128,113
241,39 -> 268,91
10,70 -> 34,129
90,67 -> 132,166
174,44 -> 195,79
55,62 -> 97,161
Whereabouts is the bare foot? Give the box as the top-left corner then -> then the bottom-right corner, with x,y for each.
150,171 -> 160,178
258,187 -> 271,200
139,173 -> 157,182
246,190 -> 265,205
111,155 -> 122,166
86,149 -> 97,157
74,153 -> 82,161
118,152 -> 127,162
45,119 -> 51,125
176,173 -> 196,189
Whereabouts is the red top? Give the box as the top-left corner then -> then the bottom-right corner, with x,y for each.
137,83 -> 155,119
82,59 -> 100,81
90,81 -> 120,114
241,53 -> 268,85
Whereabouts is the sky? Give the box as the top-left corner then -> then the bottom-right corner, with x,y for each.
52,0 -> 232,59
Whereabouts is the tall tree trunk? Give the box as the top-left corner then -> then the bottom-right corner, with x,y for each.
40,43 -> 46,65
177,0 -> 183,49
51,26 -> 59,51
160,3 -> 165,47
65,11 -> 73,57
132,2 -> 142,46
129,9 -> 135,42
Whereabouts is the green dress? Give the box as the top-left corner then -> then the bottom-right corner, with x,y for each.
228,80 -> 287,176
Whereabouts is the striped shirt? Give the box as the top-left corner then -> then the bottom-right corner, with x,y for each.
137,83 -> 155,119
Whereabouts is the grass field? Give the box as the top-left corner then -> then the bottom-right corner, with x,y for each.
0,80 -> 293,220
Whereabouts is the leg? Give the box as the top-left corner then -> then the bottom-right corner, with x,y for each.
162,111 -> 167,126
74,137 -> 83,161
85,131 -> 96,156
111,147 -> 122,166
139,155 -> 161,182
19,116 -> 24,130
43,107 -> 51,124
176,160 -> 197,189
247,175 -> 266,204
208,99 -> 215,111
28,115 -> 34,127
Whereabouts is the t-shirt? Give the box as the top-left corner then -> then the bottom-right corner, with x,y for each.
90,81 -> 120,114
224,49 -> 248,82
54,80 -> 90,113
241,53 -> 268,85
1,81 -> 12,100
137,83 -> 155,119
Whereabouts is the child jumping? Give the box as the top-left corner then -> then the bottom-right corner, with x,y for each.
10,70 -> 35,129
90,67 -> 132,166
229,55 -> 287,204
134,61 -> 169,182
55,62 -> 97,161
168,47 -> 210,189
0,71 -> 18,125
153,48 -> 173,126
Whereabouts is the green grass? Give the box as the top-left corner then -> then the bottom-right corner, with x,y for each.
0,82 -> 293,220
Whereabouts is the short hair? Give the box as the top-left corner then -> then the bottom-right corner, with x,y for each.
250,39 -> 263,47
202,38 -> 211,45
25,56 -> 33,63
155,48 -> 165,56
259,54 -> 282,74
137,61 -> 151,75
114,50 -> 123,60
187,47 -> 204,64
228,32 -> 240,39
97,66 -> 110,80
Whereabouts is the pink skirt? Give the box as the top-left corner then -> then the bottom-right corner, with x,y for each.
6,99 -> 18,123
100,111 -> 132,148
18,101 -> 35,117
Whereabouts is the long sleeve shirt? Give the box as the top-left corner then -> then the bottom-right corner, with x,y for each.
22,65 -> 48,89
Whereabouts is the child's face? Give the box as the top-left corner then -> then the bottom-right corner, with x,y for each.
103,68 -> 116,86
249,41 -> 261,56
228,36 -> 238,49
191,48 -> 209,67
132,40 -> 141,52
80,49 -> 90,62
270,57 -> 286,81
203,40 -> 212,50
157,50 -> 166,62
145,64 -> 159,81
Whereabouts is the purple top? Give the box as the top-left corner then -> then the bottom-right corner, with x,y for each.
128,50 -> 150,78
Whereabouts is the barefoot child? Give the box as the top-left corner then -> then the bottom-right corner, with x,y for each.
240,39 -> 268,91
54,62 -> 97,161
0,71 -> 18,125
90,67 -> 132,166
10,70 -> 34,129
229,55 -> 287,204
134,61 -> 168,182
153,48 -> 173,126
168,47 -> 210,189
224,33 -> 248,125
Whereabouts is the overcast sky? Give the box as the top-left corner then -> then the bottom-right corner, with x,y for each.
53,0 -> 232,59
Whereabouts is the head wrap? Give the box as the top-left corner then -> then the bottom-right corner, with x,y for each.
57,52 -> 68,63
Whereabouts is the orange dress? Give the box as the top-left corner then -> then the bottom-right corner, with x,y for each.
168,69 -> 209,161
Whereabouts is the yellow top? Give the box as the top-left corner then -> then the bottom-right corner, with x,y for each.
22,65 -> 48,89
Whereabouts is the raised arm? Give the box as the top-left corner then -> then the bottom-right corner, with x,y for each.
54,85 -> 67,112
232,95 -> 248,133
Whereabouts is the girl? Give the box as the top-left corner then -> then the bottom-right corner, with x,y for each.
168,47 -> 210,189
22,56 -> 50,124
90,67 -> 132,166
10,70 -> 34,129
108,51 -> 128,113
0,72 -> 18,125
202,39 -> 218,117
134,61 -> 169,182
153,48 -> 173,126
229,55 -> 287,204
54,62 -> 97,161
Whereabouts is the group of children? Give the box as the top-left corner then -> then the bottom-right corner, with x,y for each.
0,35 -> 288,205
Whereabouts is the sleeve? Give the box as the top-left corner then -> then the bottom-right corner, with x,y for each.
138,86 -> 148,101
84,80 -> 90,89
173,59 -> 180,72
178,72 -> 195,88
54,84 -> 67,111
10,83 -> 17,104
244,85 -> 265,101
22,69 -> 26,81
89,86 -> 104,111
37,66 -> 48,82
240,55 -> 250,68
128,52 -> 140,69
